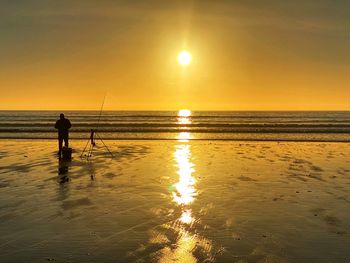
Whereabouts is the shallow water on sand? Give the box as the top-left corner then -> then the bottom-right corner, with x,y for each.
0,140 -> 350,262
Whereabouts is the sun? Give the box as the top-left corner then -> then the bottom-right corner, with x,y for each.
178,50 -> 192,66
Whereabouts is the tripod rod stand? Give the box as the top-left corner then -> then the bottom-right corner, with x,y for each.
80,129 -> 114,159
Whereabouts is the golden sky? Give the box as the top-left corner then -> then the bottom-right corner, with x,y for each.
0,1 -> 349,110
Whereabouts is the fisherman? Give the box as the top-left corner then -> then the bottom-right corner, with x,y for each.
55,113 -> 72,157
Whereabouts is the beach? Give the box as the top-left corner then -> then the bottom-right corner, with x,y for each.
1,139 -> 350,262
2,0 -> 350,261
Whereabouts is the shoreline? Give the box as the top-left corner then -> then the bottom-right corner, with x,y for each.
0,137 -> 350,142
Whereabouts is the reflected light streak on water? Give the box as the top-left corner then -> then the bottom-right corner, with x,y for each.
177,132 -> 191,142
179,210 -> 194,225
178,109 -> 191,117
177,109 -> 192,129
177,116 -> 192,125
156,143 -> 215,263
172,145 -> 197,206
158,231 -> 198,263
157,144 -> 199,262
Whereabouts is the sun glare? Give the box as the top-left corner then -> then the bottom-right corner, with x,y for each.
178,109 -> 191,117
178,50 -> 192,66
177,109 -> 192,125
177,132 -> 191,142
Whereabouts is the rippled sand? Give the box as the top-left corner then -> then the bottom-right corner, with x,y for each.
0,140 -> 350,263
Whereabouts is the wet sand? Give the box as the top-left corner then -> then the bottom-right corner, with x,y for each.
0,140 -> 350,262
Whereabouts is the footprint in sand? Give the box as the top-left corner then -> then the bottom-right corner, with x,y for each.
310,165 -> 324,172
238,175 -> 256,182
61,197 -> 93,210
103,172 -> 122,179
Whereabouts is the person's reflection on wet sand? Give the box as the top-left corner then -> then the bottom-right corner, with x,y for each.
58,159 -> 70,184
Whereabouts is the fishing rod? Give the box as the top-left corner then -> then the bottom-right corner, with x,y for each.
80,93 -> 114,159
97,93 -> 106,128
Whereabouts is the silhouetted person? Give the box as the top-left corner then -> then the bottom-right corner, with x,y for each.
55,113 -> 72,157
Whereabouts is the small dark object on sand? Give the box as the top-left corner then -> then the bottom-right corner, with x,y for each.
62,147 -> 72,160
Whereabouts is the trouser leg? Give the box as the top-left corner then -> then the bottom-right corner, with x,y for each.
58,137 -> 63,155
63,135 -> 69,148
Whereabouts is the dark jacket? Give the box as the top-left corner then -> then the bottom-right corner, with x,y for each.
55,118 -> 72,136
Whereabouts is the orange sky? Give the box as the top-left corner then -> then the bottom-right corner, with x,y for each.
0,1 -> 349,110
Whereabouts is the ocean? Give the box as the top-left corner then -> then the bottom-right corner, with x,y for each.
0,111 -> 350,141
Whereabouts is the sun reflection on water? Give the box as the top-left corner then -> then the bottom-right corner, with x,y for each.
179,210 -> 194,225
178,109 -> 191,117
155,144 -> 204,262
148,139 -> 214,262
172,145 -> 197,206
177,132 -> 191,142
158,231 -> 198,263
178,116 -> 192,125
177,109 -> 192,128
177,109 -> 193,141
